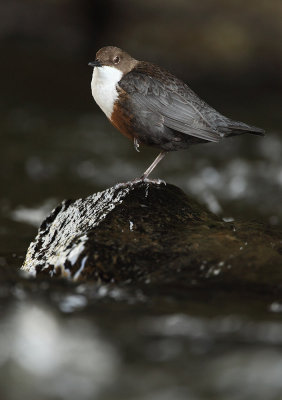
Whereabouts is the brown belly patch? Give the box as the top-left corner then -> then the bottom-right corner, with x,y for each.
109,90 -> 135,141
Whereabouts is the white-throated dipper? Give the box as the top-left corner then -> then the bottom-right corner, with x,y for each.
89,46 -> 265,179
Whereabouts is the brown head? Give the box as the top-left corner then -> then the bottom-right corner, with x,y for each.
89,46 -> 138,75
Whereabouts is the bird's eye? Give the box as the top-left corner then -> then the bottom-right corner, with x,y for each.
113,56 -> 120,64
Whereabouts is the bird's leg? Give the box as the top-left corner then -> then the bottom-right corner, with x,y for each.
140,151 -> 167,180
134,137 -> 140,152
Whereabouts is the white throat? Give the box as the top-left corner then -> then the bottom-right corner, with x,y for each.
91,66 -> 123,119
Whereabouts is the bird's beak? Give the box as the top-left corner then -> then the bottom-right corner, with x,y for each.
88,59 -> 102,68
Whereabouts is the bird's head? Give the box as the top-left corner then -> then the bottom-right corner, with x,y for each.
88,46 -> 137,75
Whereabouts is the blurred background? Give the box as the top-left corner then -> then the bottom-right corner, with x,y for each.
1,0 -> 282,239
0,1 -> 282,399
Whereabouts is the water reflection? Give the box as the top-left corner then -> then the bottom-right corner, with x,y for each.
0,303 -> 119,400
11,198 -> 57,227
1,292 -> 282,400
141,313 -> 282,345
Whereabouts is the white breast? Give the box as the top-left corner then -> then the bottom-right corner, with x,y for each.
91,66 -> 123,119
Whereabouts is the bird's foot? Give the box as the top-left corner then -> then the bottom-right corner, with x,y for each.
134,175 -> 166,185
134,138 -> 140,152
142,177 -> 166,185
115,177 -> 166,190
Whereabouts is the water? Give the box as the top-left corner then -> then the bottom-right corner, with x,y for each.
1,277 -> 282,400
1,74 -> 282,399
2,104 -> 282,227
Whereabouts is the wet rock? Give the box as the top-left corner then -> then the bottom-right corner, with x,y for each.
22,181 -> 282,287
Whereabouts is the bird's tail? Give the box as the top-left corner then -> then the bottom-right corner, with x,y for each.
222,119 -> 265,137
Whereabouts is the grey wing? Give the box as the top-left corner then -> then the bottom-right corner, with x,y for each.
119,72 -> 221,143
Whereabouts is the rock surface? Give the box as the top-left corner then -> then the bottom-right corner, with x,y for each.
22,181 -> 282,287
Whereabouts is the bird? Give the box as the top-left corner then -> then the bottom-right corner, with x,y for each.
89,46 -> 265,180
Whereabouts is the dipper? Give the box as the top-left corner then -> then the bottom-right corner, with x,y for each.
89,46 -> 265,179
